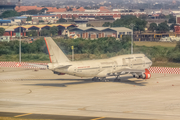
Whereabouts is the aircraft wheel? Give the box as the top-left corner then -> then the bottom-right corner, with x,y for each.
117,79 -> 121,82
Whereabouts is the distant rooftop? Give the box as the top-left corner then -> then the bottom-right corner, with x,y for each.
0,20 -> 11,23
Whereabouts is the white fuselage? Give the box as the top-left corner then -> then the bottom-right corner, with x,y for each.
49,54 -> 152,78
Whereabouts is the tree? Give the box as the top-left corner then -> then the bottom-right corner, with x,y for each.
156,22 -> 169,33
40,29 -> 50,36
149,23 -> 157,32
102,22 -> 112,27
0,10 -> 19,18
39,20 -> 44,23
27,30 -> 38,37
139,14 -> 148,19
86,23 -> 94,27
50,26 -> 58,36
168,15 -> 176,23
57,18 -> 67,23
26,16 -> 32,21
20,10 -> 40,15
159,14 -> 166,19
111,15 -> 147,32
0,28 -> 5,36
40,8 -> 48,13
170,23 -> 177,31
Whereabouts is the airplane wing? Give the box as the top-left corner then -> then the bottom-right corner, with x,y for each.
119,68 -> 145,73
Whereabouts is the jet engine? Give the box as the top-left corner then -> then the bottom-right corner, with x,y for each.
139,69 -> 151,79
53,71 -> 65,75
139,73 -> 151,79
133,73 -> 139,78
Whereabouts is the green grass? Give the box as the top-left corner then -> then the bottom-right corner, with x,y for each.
1,54 -> 180,68
152,62 -> 180,68
134,41 -> 176,47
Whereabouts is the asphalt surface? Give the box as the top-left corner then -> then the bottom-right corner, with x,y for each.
1,68 -> 180,120
0,112 -> 151,120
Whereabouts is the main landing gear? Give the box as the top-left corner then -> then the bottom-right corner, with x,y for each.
92,76 -> 121,82
114,75 -> 121,82
92,77 -> 108,82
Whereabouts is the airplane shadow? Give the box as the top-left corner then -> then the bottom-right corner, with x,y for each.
23,76 -> 148,87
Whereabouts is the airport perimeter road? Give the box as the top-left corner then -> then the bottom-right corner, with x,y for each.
0,68 -> 180,120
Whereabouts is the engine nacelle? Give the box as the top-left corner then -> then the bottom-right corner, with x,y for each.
53,71 -> 65,75
139,73 -> 151,79
133,73 -> 139,78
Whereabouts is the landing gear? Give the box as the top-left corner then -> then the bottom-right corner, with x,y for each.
114,75 -> 121,82
92,77 -> 109,82
92,77 -> 99,82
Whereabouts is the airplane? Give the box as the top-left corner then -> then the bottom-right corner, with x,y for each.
44,37 -> 152,82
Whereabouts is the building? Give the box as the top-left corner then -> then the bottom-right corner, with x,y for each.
0,5 -> 16,14
69,27 -> 132,39
0,24 -> 77,38
0,36 -> 10,42
31,14 -> 59,24
0,16 -> 27,26
15,6 -> 67,13
14,6 -> 146,21
176,15 -> 180,24
74,19 -> 88,27
0,19 -> 11,25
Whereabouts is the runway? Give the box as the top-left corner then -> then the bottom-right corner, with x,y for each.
0,68 -> 180,120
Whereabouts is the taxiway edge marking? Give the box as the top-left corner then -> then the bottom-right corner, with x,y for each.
14,113 -> 32,118
91,117 -> 105,120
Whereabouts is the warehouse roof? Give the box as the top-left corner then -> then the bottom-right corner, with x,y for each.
0,24 -> 77,31
0,20 -> 11,23
70,27 -> 132,32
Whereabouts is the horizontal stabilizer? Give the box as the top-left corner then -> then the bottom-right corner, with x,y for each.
54,65 -> 72,69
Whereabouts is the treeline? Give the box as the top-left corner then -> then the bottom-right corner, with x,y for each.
0,37 -> 180,62
135,42 -> 180,62
102,15 -> 147,32
103,15 -> 176,33
0,37 -> 131,56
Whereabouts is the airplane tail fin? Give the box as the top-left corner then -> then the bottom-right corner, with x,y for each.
44,37 -> 70,63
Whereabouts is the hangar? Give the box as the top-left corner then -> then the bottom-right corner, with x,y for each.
69,27 -> 132,39
1,24 -> 77,37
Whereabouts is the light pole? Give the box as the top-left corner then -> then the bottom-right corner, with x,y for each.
19,23 -> 21,62
130,23 -> 134,54
71,46 -> 74,61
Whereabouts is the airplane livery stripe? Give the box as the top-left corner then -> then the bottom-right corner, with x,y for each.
44,37 -> 52,63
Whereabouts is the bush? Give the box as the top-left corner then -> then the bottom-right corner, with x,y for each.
27,30 -> 38,37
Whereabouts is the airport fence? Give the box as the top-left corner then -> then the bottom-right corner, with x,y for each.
0,62 -> 180,74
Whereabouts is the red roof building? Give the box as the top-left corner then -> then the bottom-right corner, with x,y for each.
77,7 -> 85,12
15,6 -> 67,13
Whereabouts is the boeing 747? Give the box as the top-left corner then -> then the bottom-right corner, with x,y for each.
44,37 -> 152,82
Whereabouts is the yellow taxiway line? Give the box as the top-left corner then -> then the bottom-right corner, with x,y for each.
14,113 -> 32,118
91,117 -> 105,120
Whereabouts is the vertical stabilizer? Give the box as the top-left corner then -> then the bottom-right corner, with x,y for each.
44,37 -> 70,63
